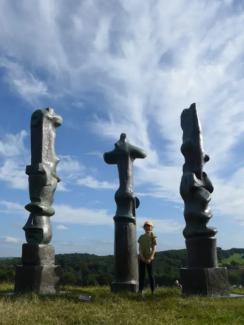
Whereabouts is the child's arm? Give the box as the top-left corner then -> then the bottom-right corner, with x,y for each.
148,234 -> 157,262
148,245 -> 156,261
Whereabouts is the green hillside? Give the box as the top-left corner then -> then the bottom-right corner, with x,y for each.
221,253 -> 244,267
1,248 -> 244,286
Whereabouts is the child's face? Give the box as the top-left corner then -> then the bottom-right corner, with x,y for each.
144,224 -> 152,233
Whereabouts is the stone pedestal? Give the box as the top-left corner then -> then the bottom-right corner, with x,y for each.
111,216 -> 138,293
180,267 -> 229,296
186,237 -> 218,268
15,244 -> 60,294
180,238 -> 229,296
111,280 -> 138,293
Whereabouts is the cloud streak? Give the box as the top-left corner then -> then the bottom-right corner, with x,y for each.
0,131 -> 28,190
77,176 -> 116,190
0,0 -> 243,228
2,236 -> 20,244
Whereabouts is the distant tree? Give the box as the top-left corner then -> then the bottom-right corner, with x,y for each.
2,249 -> 244,286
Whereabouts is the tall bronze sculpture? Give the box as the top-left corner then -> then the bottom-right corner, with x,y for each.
180,103 -> 229,295
15,108 -> 62,294
104,133 -> 146,292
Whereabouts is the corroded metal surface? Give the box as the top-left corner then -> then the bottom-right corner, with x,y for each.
23,108 -> 62,244
104,133 -> 146,292
180,103 -> 216,239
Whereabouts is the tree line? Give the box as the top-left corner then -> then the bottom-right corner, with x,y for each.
0,248 -> 244,286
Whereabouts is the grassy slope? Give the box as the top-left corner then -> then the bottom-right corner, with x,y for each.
221,253 -> 244,266
1,284 -> 244,324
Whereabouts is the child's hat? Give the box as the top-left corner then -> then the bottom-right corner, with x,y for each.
143,220 -> 153,227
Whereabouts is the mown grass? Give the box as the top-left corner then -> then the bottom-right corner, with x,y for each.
1,283 -> 244,324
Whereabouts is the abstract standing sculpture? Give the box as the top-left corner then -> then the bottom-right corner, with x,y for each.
15,107 -> 62,294
104,133 -> 146,292
180,103 -> 229,295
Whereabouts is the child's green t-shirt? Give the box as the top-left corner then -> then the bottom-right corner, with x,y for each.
138,233 -> 157,259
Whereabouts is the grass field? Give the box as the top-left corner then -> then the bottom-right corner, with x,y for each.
1,283 -> 244,324
221,253 -> 244,266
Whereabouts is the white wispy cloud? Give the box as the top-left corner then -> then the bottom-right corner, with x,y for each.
0,160 -> 27,190
0,131 -> 28,190
0,130 -> 27,157
56,202 -> 183,235
58,155 -> 84,176
137,217 -> 183,235
57,155 -> 115,191
56,224 -> 68,230
1,236 -> 21,244
0,200 -> 24,215
0,58 -> 48,103
0,0 -> 243,227
77,176 -> 116,190
57,155 -> 84,191
0,197 -> 182,235
54,204 -> 112,226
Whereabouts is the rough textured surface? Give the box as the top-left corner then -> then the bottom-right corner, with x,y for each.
179,103 -> 229,295
180,103 -> 216,240
24,107 -> 62,244
15,263 -> 60,294
180,267 -> 229,296
21,244 -> 55,266
104,134 -> 146,292
15,108 -> 62,294
15,244 -> 60,294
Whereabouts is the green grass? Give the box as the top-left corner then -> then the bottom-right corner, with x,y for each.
221,253 -> 244,266
1,283 -> 244,324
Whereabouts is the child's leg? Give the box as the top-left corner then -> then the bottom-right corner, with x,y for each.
138,259 -> 146,292
147,261 -> 155,293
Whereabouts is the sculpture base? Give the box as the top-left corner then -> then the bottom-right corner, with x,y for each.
15,265 -> 60,294
186,237 -> 217,268
15,243 -> 60,294
112,216 -> 138,294
180,267 -> 229,296
111,280 -> 138,293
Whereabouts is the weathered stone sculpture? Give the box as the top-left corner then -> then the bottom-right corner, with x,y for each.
104,133 -> 146,292
15,108 -> 62,294
180,103 -> 229,296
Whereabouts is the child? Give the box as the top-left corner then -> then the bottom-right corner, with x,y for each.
138,220 -> 157,294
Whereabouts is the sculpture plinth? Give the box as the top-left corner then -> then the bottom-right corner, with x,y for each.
104,134 -> 146,292
15,108 -> 62,294
15,244 -> 60,294
179,103 -> 229,296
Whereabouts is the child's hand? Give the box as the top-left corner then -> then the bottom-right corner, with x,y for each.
140,256 -> 147,263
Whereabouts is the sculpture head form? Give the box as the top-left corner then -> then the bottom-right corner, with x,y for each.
181,103 -> 209,179
120,133 -> 126,141
104,133 -> 146,218
104,133 -> 146,164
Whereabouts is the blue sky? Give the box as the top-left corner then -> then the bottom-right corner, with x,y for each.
0,0 -> 244,257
